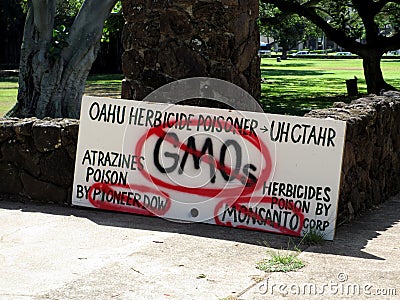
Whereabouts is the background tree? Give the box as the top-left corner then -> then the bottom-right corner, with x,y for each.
260,0 -> 400,94
92,1 -> 124,74
0,0 -> 26,67
7,0 -> 118,119
260,2 -> 321,59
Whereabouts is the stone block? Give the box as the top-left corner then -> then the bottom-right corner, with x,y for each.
158,38 -> 207,78
307,92 -> 400,221
122,50 -> 144,80
0,162 -> 22,194
40,149 -> 74,187
1,139 -> 40,177
60,119 -> 79,160
0,118 -> 18,143
160,9 -> 193,37
21,172 -> 67,204
121,79 -> 133,100
33,120 -> 62,152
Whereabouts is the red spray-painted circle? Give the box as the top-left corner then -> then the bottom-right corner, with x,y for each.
88,182 -> 171,216
135,118 -> 273,198
214,196 -> 305,236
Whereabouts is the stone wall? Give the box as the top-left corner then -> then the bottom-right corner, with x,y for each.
0,118 -> 79,204
120,0 -> 261,103
306,91 -> 400,223
1,92 -> 400,225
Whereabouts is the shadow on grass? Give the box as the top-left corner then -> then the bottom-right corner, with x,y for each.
260,62 -> 316,68
0,86 -> 19,90
84,74 -> 123,98
0,77 -> 18,83
262,69 -> 334,77
260,94 -> 354,116
87,73 -> 124,82
85,83 -> 122,90
262,77 -> 359,91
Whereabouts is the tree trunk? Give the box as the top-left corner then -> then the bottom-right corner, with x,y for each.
7,0 -> 117,119
281,48 -> 288,60
361,52 -> 396,95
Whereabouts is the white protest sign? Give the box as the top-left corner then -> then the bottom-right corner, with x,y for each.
72,96 -> 346,240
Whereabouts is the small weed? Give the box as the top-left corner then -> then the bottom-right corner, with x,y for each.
256,251 -> 305,272
257,238 -> 305,273
300,229 -> 326,246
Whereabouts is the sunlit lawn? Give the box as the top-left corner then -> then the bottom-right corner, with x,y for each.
0,59 -> 399,117
0,74 -> 124,117
0,77 -> 18,117
84,74 -> 124,98
260,58 -> 400,115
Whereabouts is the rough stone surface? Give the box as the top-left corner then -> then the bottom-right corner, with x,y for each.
0,118 -> 78,203
0,92 -> 400,223
33,119 -> 63,152
120,0 -> 261,105
0,162 -> 23,194
20,172 -> 67,204
0,118 -> 18,143
306,91 -> 400,224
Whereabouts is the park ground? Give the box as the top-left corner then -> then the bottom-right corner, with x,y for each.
1,58 -> 399,117
0,58 -> 399,299
0,193 -> 399,299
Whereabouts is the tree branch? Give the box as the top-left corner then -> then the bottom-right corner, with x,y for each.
303,0 -> 324,8
62,0 -> 118,62
32,0 -> 56,43
378,32 -> 400,51
261,0 -> 363,52
375,0 -> 400,11
352,0 -> 382,44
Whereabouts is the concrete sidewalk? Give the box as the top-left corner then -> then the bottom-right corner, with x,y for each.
0,195 -> 399,300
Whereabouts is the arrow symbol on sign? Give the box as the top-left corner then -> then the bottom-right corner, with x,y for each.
261,125 -> 269,133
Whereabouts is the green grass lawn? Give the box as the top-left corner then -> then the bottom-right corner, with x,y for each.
0,74 -> 124,117
85,74 -> 124,98
0,59 -> 399,117
260,58 -> 400,115
0,77 -> 18,117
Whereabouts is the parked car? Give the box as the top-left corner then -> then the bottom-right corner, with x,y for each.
259,42 -> 272,57
258,49 -> 272,56
386,50 -> 400,55
335,51 -> 352,56
291,51 -> 309,56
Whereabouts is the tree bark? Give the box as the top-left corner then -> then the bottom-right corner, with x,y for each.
7,0 -> 117,119
281,49 -> 288,59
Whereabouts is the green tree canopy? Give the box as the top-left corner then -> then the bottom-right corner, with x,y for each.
260,2 -> 321,58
